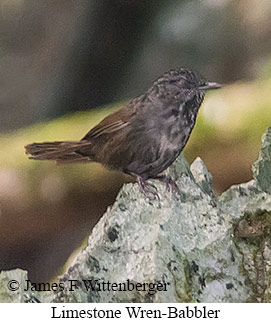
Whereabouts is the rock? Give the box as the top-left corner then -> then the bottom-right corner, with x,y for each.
2,129 -> 271,303
252,127 -> 271,194
0,269 -> 29,303
190,157 -> 214,197
0,269 -> 54,303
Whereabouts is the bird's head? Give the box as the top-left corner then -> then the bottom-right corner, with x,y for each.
153,68 -> 221,101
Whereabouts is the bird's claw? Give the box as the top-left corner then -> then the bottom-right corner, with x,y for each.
136,176 -> 160,200
156,174 -> 180,194
165,176 -> 180,194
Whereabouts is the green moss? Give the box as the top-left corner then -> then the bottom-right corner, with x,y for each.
182,258 -> 194,302
233,210 -> 271,302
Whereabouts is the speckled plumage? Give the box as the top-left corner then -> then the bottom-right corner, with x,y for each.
25,68 -> 220,194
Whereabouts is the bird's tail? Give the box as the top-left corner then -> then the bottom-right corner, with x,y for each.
24,141 -> 92,163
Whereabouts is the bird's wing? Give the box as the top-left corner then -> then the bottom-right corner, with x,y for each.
82,104 -> 137,140
85,119 -> 129,139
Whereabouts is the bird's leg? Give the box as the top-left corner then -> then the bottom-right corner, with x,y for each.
155,174 -> 180,194
136,175 -> 160,200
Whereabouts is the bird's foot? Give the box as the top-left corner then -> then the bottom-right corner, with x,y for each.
156,174 -> 180,194
136,176 -> 160,200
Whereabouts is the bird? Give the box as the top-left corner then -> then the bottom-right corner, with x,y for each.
25,68 -> 221,198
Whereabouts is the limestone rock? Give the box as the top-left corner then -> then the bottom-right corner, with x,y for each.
252,127 -> 271,194
0,269 -> 29,303
2,128 -> 271,303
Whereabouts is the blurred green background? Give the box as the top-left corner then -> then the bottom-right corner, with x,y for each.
0,0 -> 271,282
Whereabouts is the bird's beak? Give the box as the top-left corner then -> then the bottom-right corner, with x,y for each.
198,82 -> 222,91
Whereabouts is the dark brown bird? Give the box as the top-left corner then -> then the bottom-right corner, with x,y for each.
25,68 -> 221,197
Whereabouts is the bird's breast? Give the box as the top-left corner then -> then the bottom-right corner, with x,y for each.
160,102 -> 198,148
